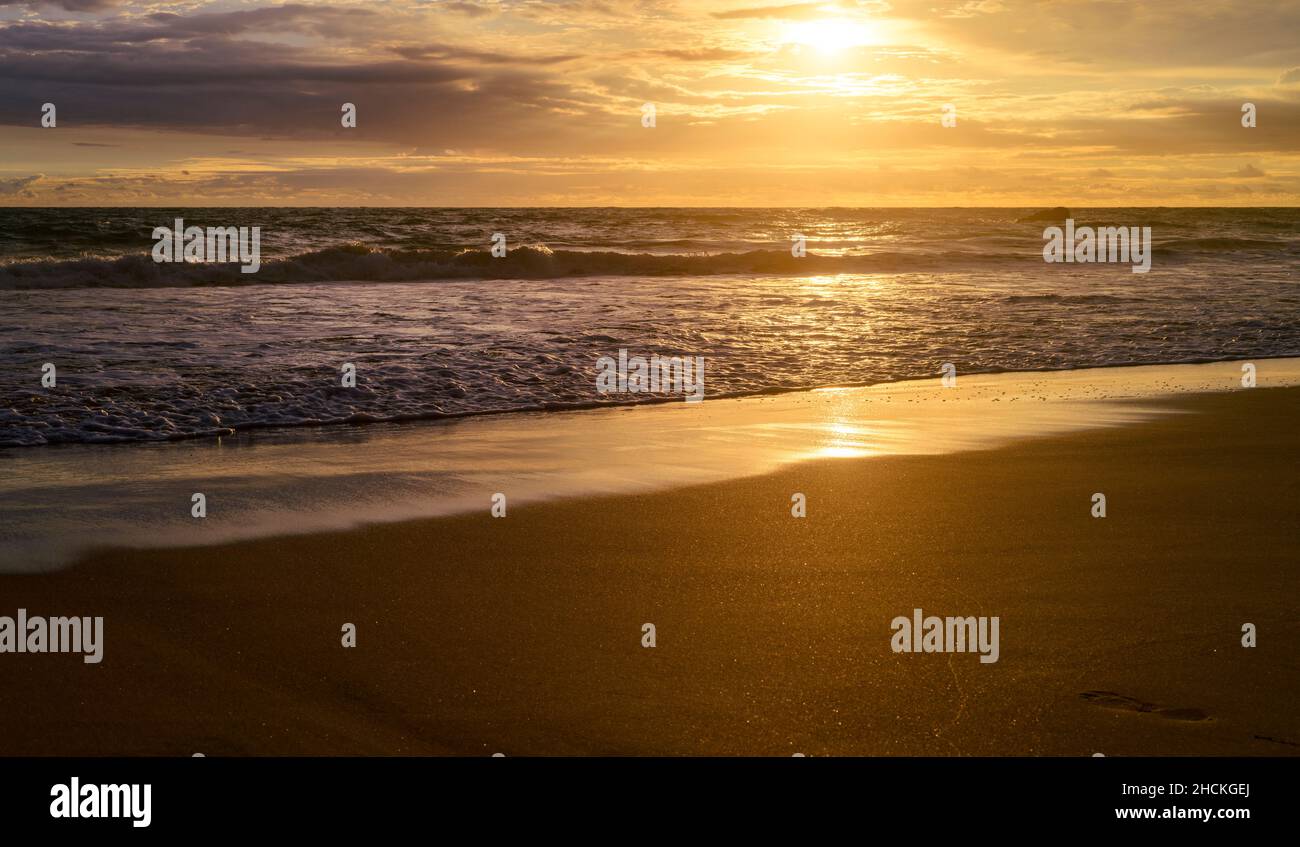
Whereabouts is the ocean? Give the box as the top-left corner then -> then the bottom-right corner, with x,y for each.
2,207 -> 1298,448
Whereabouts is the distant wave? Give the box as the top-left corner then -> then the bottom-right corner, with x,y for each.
1002,293 -> 1140,305
1164,236 -> 1290,250
0,244 -> 1033,289
1152,236 -> 1295,256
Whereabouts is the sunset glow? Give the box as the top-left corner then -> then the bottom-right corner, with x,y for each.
0,1 -> 1295,206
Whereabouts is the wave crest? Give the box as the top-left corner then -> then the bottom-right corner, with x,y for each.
0,245 -> 1021,289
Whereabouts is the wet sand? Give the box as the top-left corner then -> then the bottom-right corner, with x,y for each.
0,376 -> 1296,755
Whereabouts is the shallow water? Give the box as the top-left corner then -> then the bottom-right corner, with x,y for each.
2,266 -> 1297,447
2,359 -> 1294,572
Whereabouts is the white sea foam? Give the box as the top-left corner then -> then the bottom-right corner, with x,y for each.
2,265 -> 1297,448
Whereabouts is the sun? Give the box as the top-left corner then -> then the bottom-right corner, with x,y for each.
783,18 -> 873,55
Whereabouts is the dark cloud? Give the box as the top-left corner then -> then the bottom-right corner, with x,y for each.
0,0 -> 119,11
0,174 -> 42,196
0,2 -> 641,156
388,44 -> 578,65
0,52 -> 611,158
0,5 -> 381,52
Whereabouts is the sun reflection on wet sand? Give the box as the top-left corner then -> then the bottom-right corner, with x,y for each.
2,358 -> 1296,571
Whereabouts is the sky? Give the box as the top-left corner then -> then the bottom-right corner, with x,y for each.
1,0 -> 1297,206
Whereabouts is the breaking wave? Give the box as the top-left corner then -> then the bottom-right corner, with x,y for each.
0,245 -> 1030,289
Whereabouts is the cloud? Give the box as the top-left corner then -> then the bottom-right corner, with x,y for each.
712,3 -> 837,20
2,0 -> 1299,205
389,44 -> 578,65
943,0 -> 1006,17
0,7 -> 382,53
712,0 -> 890,19
0,4 -> 626,156
890,0 -> 1300,69
637,47 -> 760,61
1235,163 -> 1267,177
444,1 -> 494,16
0,174 -> 42,196
0,0 -> 119,11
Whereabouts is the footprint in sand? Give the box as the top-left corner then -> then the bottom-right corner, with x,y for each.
1080,691 -> 1211,722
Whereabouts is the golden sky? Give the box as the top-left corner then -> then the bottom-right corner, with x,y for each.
1,0 -> 1297,205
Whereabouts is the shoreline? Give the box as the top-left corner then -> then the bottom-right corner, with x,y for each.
0,376 -> 1295,755
8,351 -> 1298,449
4,358 -> 1297,572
